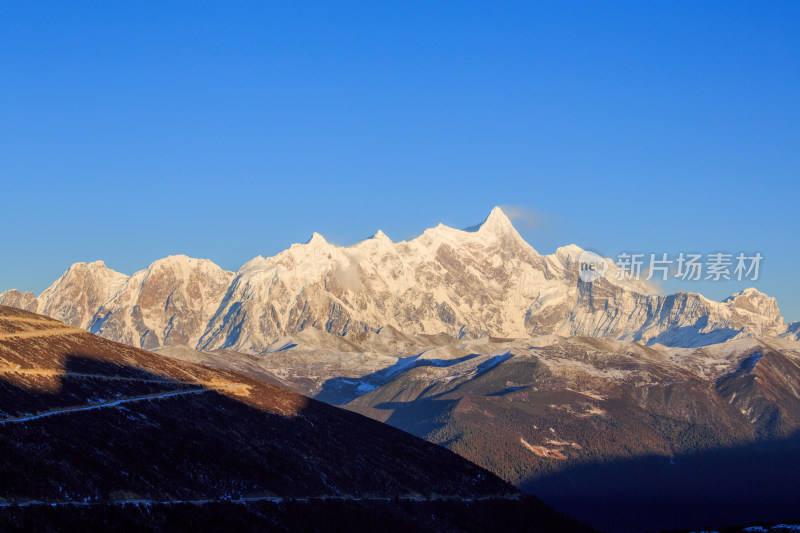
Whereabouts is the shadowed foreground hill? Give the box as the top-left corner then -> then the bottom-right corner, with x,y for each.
0,306 -> 590,532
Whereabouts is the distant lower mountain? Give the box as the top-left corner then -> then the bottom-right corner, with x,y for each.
0,208 -> 790,353
156,328 -> 800,533
0,305 -> 591,532
783,320 -> 800,341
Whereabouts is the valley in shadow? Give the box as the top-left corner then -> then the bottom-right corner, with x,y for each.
522,430 -> 800,533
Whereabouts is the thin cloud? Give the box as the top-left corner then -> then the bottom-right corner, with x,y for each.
499,205 -> 552,232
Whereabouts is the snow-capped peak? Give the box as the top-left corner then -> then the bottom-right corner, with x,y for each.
372,229 -> 392,242
465,206 -> 516,235
306,232 -> 328,246
724,288 -> 783,323
727,287 -> 768,299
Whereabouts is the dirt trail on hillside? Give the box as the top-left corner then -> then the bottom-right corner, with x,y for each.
0,328 -> 86,340
0,316 -> 65,324
0,385 -> 248,424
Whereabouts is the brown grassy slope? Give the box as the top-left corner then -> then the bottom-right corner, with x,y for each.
0,305 -> 515,503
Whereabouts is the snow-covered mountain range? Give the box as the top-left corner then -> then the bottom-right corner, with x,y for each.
1,207 -> 793,352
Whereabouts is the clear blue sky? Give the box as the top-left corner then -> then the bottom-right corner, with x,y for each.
1,2 -> 798,321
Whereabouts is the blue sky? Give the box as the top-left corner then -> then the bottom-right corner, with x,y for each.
1,2 -> 798,321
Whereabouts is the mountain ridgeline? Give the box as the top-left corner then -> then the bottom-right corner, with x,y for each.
1,208 -> 794,352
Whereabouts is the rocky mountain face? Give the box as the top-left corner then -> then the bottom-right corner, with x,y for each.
157,329 -> 800,533
0,207 -> 789,352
